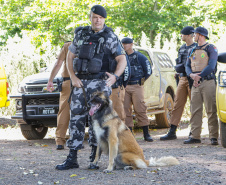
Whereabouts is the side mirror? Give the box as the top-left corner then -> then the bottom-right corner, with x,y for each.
218,52 -> 226,63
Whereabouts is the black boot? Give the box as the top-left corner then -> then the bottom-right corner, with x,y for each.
55,149 -> 79,170
160,124 -> 177,140
88,146 -> 99,169
143,126 -> 153,142
129,127 -> 133,133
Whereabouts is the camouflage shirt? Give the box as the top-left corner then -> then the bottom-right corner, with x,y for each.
69,25 -> 125,58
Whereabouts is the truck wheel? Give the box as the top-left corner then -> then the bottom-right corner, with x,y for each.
155,93 -> 174,128
220,121 -> 226,148
20,124 -> 48,140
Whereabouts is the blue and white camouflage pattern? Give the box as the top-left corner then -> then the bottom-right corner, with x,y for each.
66,79 -> 111,150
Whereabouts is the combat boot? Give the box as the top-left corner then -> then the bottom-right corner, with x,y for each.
55,149 -> 79,170
143,126 -> 153,142
88,146 -> 99,169
160,124 -> 177,140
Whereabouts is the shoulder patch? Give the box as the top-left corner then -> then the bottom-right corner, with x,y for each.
213,46 -> 218,52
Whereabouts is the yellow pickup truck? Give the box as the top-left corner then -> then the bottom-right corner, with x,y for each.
0,62 -> 10,108
216,52 -> 226,148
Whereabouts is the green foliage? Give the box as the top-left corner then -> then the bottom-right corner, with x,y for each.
106,0 -> 199,47
215,0 -> 226,22
1,0 -> 225,50
0,0 -> 97,49
0,32 -> 58,116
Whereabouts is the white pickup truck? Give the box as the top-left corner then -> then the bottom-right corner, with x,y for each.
10,46 -> 177,140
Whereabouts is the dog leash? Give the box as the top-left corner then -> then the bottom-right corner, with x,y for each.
68,85 -> 90,115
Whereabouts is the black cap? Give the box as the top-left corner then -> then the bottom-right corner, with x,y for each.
121,37 -> 133,44
181,26 -> 194,35
192,27 -> 209,39
91,5 -> 107,18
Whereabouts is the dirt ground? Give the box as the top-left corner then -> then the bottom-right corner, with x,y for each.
0,117 -> 226,185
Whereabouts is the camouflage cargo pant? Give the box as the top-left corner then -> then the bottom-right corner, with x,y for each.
66,79 -> 111,150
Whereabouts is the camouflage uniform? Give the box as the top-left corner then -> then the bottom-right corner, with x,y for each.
67,80 -> 111,150
67,25 -> 125,150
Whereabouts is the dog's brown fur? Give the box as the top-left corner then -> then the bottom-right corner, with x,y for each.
89,92 -> 179,173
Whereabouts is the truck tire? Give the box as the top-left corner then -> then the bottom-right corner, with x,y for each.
20,124 -> 48,140
155,93 -> 174,128
220,121 -> 226,148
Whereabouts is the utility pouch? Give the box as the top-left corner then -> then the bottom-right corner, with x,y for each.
78,42 -> 96,60
141,77 -> 145,85
73,58 -> 83,72
82,59 -> 88,72
88,58 -> 102,73
56,78 -> 63,92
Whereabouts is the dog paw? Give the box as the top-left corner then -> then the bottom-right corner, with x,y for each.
124,166 -> 133,170
103,169 -> 113,173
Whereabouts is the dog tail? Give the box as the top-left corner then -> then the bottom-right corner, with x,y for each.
148,156 -> 179,167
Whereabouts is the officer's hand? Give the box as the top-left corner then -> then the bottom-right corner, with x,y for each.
105,72 -> 116,87
71,76 -> 83,88
174,73 -> 179,79
190,73 -> 201,82
47,81 -> 54,92
193,80 -> 200,88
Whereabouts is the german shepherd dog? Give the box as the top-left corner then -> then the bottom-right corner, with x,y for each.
89,91 -> 179,173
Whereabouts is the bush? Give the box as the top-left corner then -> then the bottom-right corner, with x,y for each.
0,31 -> 58,117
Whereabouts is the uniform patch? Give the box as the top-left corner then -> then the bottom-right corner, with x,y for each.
201,53 -> 205,58
213,46 -> 218,52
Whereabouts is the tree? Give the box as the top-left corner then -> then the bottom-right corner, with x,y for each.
0,0 -> 96,48
106,0 -> 209,48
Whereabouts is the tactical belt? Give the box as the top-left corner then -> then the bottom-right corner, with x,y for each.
63,77 -> 70,81
200,76 -> 215,82
199,73 -> 215,82
179,73 -> 187,77
76,73 -> 105,80
127,80 -> 140,85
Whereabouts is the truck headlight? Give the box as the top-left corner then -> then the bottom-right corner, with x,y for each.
219,71 -> 226,87
16,100 -> 22,110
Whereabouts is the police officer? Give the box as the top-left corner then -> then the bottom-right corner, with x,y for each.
47,27 -> 82,150
110,54 -> 130,122
47,41 -> 71,150
122,37 -> 153,142
55,5 -> 127,170
184,27 -> 219,145
160,26 -> 197,140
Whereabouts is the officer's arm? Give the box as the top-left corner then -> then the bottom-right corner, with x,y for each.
47,58 -> 64,92
138,54 -> 152,80
105,54 -> 126,87
114,55 -> 127,77
66,51 -> 83,88
47,45 -> 66,92
185,57 -> 192,76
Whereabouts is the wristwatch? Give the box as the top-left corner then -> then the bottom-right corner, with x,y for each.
113,74 -> 119,81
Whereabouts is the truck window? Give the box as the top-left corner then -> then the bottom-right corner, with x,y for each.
155,53 -> 173,69
137,49 -> 153,67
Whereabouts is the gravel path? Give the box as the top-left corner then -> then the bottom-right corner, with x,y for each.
0,118 -> 226,185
